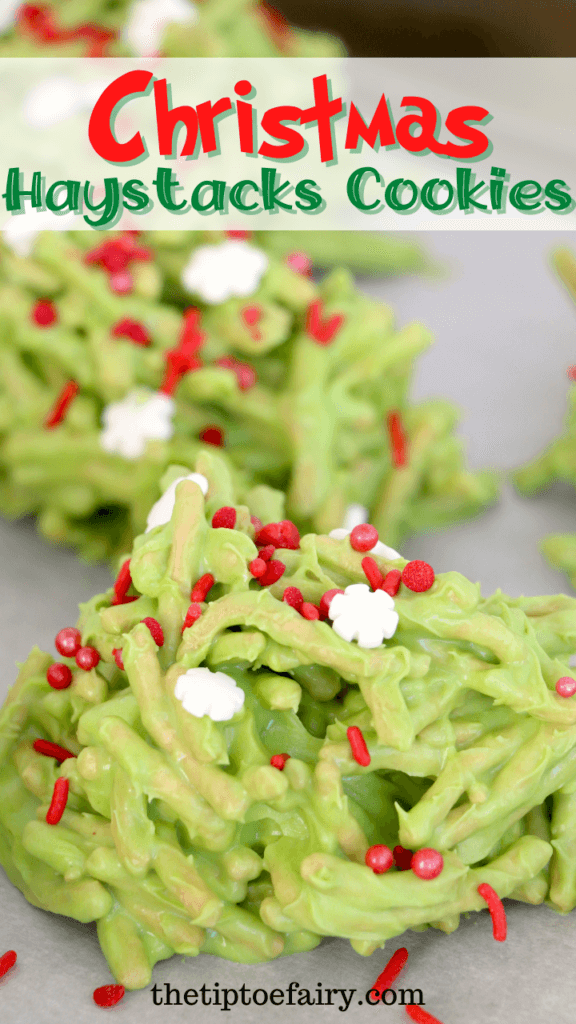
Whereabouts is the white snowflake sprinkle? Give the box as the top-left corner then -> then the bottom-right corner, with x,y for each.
123,0 -> 198,56
174,667 -> 245,721
328,583 -> 399,649
341,503 -> 369,531
100,389 -> 175,460
181,240 -> 269,305
146,471 -> 209,532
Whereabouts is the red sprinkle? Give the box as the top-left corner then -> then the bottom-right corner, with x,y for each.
270,753 -> 290,770
54,627 -> 81,658
347,725 -> 371,767
478,882 -> 507,941
250,516 -> 263,533
242,304 -> 263,341
393,845 -> 414,871
141,617 -> 164,647
33,739 -> 75,762
305,298 -> 345,345
556,676 -> 576,698
319,588 -> 345,619
362,556 -> 384,591
216,355 -> 257,391
258,544 -> 275,562
180,308 -> 205,355
160,346 -> 202,396
191,573 -> 215,603
365,844 -> 394,875
370,947 -> 409,998
411,848 -> 444,880
226,230 -> 252,240
110,270 -> 133,295
350,523 -> 378,552
112,648 -> 124,671
255,520 -> 300,550
258,560 -> 286,587
182,603 -> 203,631
112,559 -> 132,605
286,251 -> 312,276
93,984 -> 126,1008
31,298 -> 57,327
75,646 -> 100,671
283,586 -> 303,610
0,950 -> 17,979
212,507 -> 237,530
300,602 -> 320,620
402,561 -> 435,593
46,663 -> 72,690
406,1008 -> 445,1024
387,410 -> 408,468
85,236 -> 151,274
44,380 -> 79,429
568,366 -> 576,382
381,569 -> 402,597
200,426 -> 224,447
46,776 -> 69,825
249,558 -> 267,579
18,3 -> 115,54
111,317 -> 151,346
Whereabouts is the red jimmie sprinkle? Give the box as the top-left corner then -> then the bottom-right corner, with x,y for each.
160,347 -> 202,396
216,355 -> 257,391
18,4 -> 115,54
300,602 -> 320,620
242,304 -> 263,341
258,560 -> 286,587
286,251 -> 312,276
370,947 -> 409,999
365,844 -> 394,875
200,426 -> 224,447
85,236 -> 151,273
93,984 -> 126,1008
270,753 -> 290,770
478,882 -> 507,941
112,559 -> 132,605
411,848 -> 444,880
31,298 -> 57,327
46,776 -> 69,825
283,586 -> 303,610
44,380 -> 79,429
75,646 -> 100,671
406,1008 -> 445,1024
226,230 -> 252,240
249,558 -> 267,579
556,676 -> 576,698
362,556 -> 384,591
191,573 -> 215,603
350,523 -> 378,552
112,648 -> 124,671
141,617 -> 164,647
393,845 -> 414,871
180,308 -> 205,355
402,561 -> 435,593
568,366 -> 576,381
305,299 -> 345,345
111,317 -> 151,346
110,270 -> 133,295
381,569 -> 402,597
46,663 -> 72,690
33,739 -> 75,762
347,725 -> 371,767
255,520 -> 300,550
0,950 -> 17,980
258,545 -> 275,562
387,410 -> 408,468
212,507 -> 237,530
55,627 -> 82,658
182,603 -> 202,631
319,588 -> 344,619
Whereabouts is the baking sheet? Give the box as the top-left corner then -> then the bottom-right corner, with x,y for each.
2,230 -> 576,1023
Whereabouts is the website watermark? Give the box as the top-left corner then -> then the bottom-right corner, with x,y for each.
150,981 -> 425,1012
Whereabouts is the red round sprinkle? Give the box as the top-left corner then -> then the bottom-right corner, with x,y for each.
387,410 -> 408,468
191,573 -> 215,603
141,617 -> 164,647
478,882 -> 507,941
255,520 -> 300,550
556,676 -> 576,698
200,425 -> 224,447
402,560 -> 435,593
0,950 -> 17,979
362,556 -> 384,591
283,586 -> 303,610
258,544 -> 275,562
54,627 -> 81,658
33,739 -> 75,762
370,947 -> 409,1000
216,355 -> 257,391
300,602 -> 320,620
393,845 -> 413,871
249,558 -> 267,579
258,560 -> 286,587
350,523 -> 378,552
381,569 -> 402,597
270,753 -> 290,770
112,648 -> 124,671
112,559 -> 132,605
46,776 -> 69,825
31,298 -> 57,327
75,646 -> 100,671
286,251 -> 312,276
365,844 -> 394,874
93,984 -> 126,1008
406,1008 -> 444,1024
212,507 -> 237,530
109,270 -> 133,294
111,317 -> 151,346
411,848 -> 444,880
347,725 -> 371,767
46,663 -> 72,690
182,603 -> 202,631
319,588 -> 345,619
44,380 -> 79,429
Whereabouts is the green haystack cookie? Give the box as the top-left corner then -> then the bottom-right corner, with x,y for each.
0,230 -> 496,561
0,452 -> 574,989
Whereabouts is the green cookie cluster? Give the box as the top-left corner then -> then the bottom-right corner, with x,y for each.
0,453 -> 573,989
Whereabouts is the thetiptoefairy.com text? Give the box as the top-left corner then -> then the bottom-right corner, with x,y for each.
150,981 -> 425,1012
